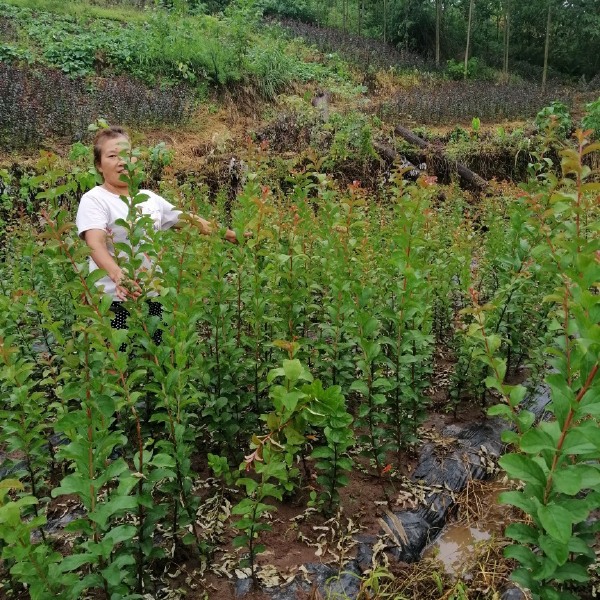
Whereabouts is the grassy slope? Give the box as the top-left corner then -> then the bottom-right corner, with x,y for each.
3,0 -> 577,179
0,0 -> 371,169
2,0 -> 145,22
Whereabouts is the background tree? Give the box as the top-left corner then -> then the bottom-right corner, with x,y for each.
435,0 -> 442,67
542,0 -> 552,91
502,0 -> 511,77
251,0 -> 598,80
464,0 -> 475,78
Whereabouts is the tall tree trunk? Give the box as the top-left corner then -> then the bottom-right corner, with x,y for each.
503,2 -> 510,77
542,1 -> 552,92
383,0 -> 387,44
358,0 -> 364,35
435,0 -> 442,68
464,0 -> 475,79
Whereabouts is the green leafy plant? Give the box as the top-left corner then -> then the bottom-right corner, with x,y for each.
233,351 -> 313,577
0,480 -> 78,600
308,379 -> 354,513
470,131 -> 600,598
535,101 -> 572,139
581,97 -> 600,139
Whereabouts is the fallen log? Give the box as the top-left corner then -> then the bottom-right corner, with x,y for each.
372,140 -> 423,179
394,124 -> 488,189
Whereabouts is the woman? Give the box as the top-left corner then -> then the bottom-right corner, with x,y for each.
76,125 -> 237,338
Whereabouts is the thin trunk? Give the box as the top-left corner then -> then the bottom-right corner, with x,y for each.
464,0 -> 475,79
542,2 -> 552,92
503,4 -> 510,76
358,0 -> 364,35
435,0 -> 441,68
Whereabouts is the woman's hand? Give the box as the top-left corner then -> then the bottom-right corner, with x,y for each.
225,229 -> 238,244
225,229 -> 254,244
83,230 -> 141,301
110,267 -> 142,301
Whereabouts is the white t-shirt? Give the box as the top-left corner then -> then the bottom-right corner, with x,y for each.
76,186 -> 182,300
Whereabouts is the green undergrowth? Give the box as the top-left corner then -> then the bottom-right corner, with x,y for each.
0,132 -> 598,598
0,1 -> 350,89
0,0 -> 362,149
1,0 -> 145,22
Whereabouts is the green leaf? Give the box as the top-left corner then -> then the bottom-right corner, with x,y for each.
510,567 -> 535,591
508,385 -> 527,408
567,535 -> 596,559
311,447 -> 334,459
487,403 -> 514,420
505,523 -> 538,544
486,334 -> 501,354
552,466 -> 583,495
281,391 -> 304,416
539,534 -> 569,566
89,496 -> 138,529
350,380 -> 369,396
520,428 -> 556,453
501,430 -> 520,444
52,474 -> 89,499
499,454 -> 547,486
104,525 -> 137,546
578,385 -> 600,417
283,359 -> 303,382
357,403 -> 370,418
532,555 -> 559,581
101,554 -> 136,586
150,453 -> 176,468
562,425 -> 599,455
537,504 -> 573,544
59,553 -> 94,572
232,535 -> 249,548
546,373 -> 575,428
499,490 -> 536,514
267,367 -> 285,384
577,464 -> 600,489
504,544 -> 538,568
86,269 -> 108,287
0,479 -> 24,492
515,410 -> 535,432
553,498 -> 591,524
551,562 -> 590,583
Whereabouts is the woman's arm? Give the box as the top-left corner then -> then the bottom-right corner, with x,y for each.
84,229 -> 140,300
174,213 -> 238,243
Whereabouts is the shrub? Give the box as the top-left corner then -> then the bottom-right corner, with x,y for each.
581,96 -> 600,138
0,63 -> 92,148
257,0 -> 319,23
277,18 -> 430,72
382,81 -> 572,125
0,43 -> 33,63
534,101 -> 572,139
247,41 -> 302,100
446,57 -> 496,81
0,14 -> 18,41
0,63 -> 192,150
93,77 -> 193,126
43,37 -> 98,77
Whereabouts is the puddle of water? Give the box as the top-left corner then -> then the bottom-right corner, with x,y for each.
426,524 -> 491,574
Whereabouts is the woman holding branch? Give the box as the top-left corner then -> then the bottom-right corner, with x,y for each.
75,125 -> 237,339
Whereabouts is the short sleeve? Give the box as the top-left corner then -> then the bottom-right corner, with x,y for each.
155,194 -> 182,231
76,194 -> 109,239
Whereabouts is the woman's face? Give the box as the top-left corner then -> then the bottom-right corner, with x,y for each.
97,135 -> 133,193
